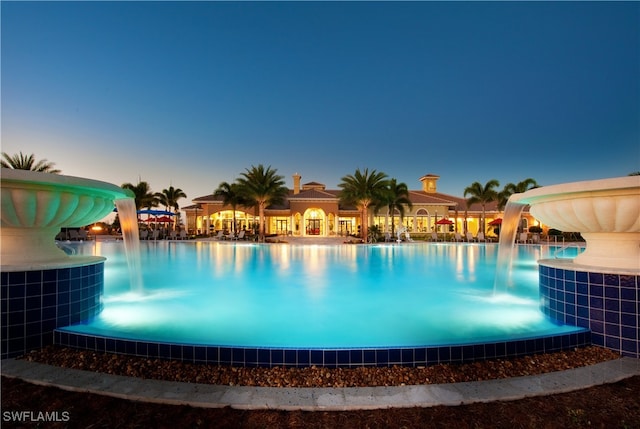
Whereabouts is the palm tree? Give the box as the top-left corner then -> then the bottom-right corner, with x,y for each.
375,178 -> 413,236
463,180 -> 500,234
338,168 -> 389,240
235,165 -> 288,241
1,151 -> 61,173
121,180 -> 158,211
214,181 -> 244,234
497,178 -> 539,210
155,186 -> 187,230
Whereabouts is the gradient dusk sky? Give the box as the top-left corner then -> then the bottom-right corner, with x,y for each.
2,1 -> 639,207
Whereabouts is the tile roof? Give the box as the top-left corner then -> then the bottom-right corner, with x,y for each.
288,189 -> 338,200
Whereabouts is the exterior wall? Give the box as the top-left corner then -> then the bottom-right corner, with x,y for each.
539,259 -> 639,358
1,262 -> 104,359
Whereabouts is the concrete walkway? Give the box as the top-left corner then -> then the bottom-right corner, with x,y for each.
2,358 -> 638,411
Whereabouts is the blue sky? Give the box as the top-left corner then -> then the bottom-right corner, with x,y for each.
2,1 -> 639,205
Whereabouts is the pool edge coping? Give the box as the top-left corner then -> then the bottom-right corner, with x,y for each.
2,357 -> 638,411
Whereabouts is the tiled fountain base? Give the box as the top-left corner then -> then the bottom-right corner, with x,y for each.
539,259 -> 639,358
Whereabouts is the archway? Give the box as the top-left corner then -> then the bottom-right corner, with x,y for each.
303,208 -> 326,236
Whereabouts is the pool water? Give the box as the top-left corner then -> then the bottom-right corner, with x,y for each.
63,241 -> 582,349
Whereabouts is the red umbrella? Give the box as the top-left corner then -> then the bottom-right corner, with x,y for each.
436,218 -> 454,225
435,218 -> 454,240
488,218 -> 502,226
154,216 -> 173,223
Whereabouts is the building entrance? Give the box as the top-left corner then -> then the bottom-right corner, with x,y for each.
306,219 -> 321,235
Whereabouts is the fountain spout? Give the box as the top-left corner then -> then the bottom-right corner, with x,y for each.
510,176 -> 640,271
1,169 -> 134,267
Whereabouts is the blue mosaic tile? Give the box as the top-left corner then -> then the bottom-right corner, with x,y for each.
620,287 -> 637,301
323,350 -> 337,367
604,323 -> 620,336
336,349 -> 350,366
388,348 -> 401,364
373,349 -> 387,366
272,349 -> 285,365
243,347 -> 257,364
620,275 -> 637,288
588,272 -> 604,285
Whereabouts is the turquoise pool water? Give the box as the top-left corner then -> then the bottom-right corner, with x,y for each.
63,241 -> 582,348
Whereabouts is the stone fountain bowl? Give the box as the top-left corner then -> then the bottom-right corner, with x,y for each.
1,169 -> 133,267
511,176 -> 640,271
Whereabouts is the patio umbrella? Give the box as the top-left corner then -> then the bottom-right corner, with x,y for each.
435,218 -> 454,240
435,218 -> 454,225
488,218 -> 502,226
154,216 -> 173,223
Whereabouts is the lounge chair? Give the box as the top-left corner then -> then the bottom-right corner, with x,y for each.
213,231 -> 224,240
477,232 -> 487,242
68,230 -> 80,241
466,232 -> 476,242
151,229 -> 160,240
517,232 -> 529,244
384,232 -> 392,242
169,230 -> 177,240
232,230 -> 245,241
430,232 -> 440,242
139,229 -> 149,240
452,233 -> 463,242
179,230 -> 187,240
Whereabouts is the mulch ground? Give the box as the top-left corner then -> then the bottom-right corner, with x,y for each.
2,345 -> 639,428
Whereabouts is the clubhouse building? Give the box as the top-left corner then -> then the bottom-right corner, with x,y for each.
183,173 -> 536,239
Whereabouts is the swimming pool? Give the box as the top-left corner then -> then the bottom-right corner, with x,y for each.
54,241 -> 589,367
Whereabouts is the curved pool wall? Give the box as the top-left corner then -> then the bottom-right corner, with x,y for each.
539,260 -> 638,358
53,329 -> 590,368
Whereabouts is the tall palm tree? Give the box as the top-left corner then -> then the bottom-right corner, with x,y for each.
235,165 -> 288,240
338,168 -> 389,240
155,186 -> 187,230
121,180 -> 158,211
497,178 -> 539,210
375,178 -> 413,236
1,151 -> 61,173
214,181 -> 244,234
464,180 -> 500,234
